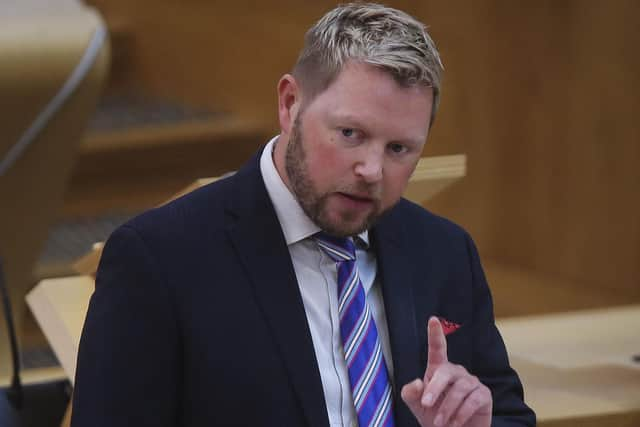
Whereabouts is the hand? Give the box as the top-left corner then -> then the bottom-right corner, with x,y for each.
401,317 -> 492,427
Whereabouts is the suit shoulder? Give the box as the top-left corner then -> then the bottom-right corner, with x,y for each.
118,175 -> 236,245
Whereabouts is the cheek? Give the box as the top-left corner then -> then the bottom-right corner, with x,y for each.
316,136 -> 344,163
382,167 -> 414,202
307,140 -> 350,182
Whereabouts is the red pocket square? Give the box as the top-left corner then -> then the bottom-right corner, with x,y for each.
437,317 -> 462,336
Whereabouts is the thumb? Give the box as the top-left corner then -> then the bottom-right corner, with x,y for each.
401,379 -> 425,419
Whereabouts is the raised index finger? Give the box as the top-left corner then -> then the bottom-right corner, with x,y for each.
425,316 -> 448,379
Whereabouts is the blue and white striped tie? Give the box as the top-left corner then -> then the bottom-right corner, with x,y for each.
315,232 -> 395,427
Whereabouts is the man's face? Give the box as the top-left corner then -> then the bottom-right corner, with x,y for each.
277,62 -> 433,237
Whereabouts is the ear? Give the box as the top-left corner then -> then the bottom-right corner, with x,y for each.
277,74 -> 302,135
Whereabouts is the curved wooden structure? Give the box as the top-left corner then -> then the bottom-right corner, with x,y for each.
0,2 -> 110,383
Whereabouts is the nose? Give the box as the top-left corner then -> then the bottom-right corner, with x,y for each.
354,147 -> 383,184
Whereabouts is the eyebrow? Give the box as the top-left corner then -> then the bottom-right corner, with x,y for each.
326,112 -> 366,128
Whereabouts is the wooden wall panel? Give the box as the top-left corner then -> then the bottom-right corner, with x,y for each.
483,1 -> 638,294
89,1 -> 347,125
415,1 -> 639,298
411,1 -> 507,251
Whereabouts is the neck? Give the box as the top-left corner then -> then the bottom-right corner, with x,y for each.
272,133 -> 293,192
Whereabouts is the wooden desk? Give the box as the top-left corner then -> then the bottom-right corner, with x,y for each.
497,305 -> 640,426
26,276 -> 94,383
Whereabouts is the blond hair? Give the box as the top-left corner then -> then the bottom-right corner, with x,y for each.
293,2 -> 444,125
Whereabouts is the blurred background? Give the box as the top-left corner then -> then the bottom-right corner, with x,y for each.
59,0 -> 640,313
1,0 -> 638,426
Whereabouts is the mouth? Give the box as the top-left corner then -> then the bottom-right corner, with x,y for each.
336,192 -> 376,207
343,193 -> 372,201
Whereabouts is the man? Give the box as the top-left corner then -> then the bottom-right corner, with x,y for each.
72,3 -> 535,427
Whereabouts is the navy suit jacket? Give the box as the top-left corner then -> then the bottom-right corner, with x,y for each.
72,150 -> 535,426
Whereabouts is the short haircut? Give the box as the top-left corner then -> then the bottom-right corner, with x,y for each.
293,2 -> 444,126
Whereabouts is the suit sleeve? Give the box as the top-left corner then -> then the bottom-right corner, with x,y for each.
71,225 -> 180,427
464,234 -> 537,427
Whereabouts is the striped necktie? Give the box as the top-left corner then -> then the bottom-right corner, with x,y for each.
315,232 -> 395,427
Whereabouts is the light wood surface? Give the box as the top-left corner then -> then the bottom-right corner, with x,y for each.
499,305 -> 640,370
72,242 -> 103,276
82,114 -> 266,154
61,402 -> 72,427
510,358 -> 640,427
404,154 -> 467,204
25,276 -> 94,382
64,115 -> 268,217
483,260 -> 637,318
497,305 -> 640,425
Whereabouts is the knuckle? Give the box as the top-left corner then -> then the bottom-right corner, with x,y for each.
436,368 -> 452,384
482,386 -> 493,402
432,363 -> 447,376
451,364 -> 467,377
457,379 -> 472,391
468,375 -> 480,389
469,387 -> 491,408
451,388 -> 467,401
477,383 -> 490,396
456,375 -> 477,392
468,393 -> 484,408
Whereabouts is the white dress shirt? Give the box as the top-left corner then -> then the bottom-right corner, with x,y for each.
260,137 -> 395,427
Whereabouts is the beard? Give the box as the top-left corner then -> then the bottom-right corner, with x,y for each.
284,114 -> 385,237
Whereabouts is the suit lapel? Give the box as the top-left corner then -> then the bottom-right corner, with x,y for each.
373,207 -> 423,427
224,155 -> 329,427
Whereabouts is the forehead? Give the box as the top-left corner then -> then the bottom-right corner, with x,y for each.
303,62 -> 433,143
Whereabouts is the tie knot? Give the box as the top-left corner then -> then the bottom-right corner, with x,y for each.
314,232 -> 356,262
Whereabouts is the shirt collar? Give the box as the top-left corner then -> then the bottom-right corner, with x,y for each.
260,136 -> 369,248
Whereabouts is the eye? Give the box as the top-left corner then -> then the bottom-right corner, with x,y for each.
341,128 -> 355,138
388,142 -> 408,154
